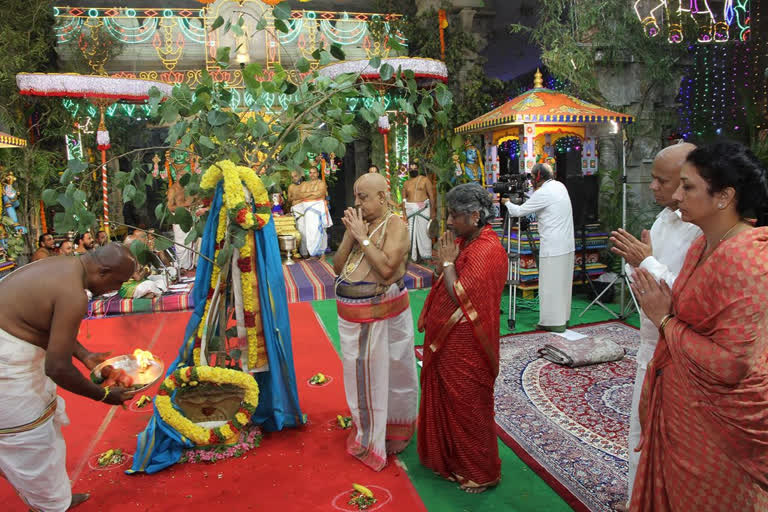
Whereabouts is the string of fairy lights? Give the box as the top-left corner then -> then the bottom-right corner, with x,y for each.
676,41 -> 758,139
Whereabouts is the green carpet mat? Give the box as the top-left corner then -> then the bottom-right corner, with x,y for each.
310,288 -> 639,511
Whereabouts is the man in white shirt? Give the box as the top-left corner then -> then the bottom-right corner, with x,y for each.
503,163 -> 574,332
609,142 -> 700,511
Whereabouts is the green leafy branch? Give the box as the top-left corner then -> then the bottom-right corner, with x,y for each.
43,1 -> 453,269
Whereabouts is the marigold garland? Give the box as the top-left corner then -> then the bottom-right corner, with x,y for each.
200,160 -> 270,230
156,366 -> 259,446
238,230 -> 263,368
198,160 -> 271,370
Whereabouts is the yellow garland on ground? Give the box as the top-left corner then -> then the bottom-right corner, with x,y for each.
156,366 -> 260,446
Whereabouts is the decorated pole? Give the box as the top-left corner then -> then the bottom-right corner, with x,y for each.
15,73 -> 173,237
438,10 -> 448,61
378,115 -> 391,193
95,103 -> 111,237
39,200 -> 47,233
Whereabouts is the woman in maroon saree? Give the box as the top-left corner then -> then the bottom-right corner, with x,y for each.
629,141 -> 768,511
417,183 -> 507,493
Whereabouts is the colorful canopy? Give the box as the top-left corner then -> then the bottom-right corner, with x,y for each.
456,71 -> 634,134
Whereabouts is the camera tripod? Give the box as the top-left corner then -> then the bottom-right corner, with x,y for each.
503,208 -> 538,330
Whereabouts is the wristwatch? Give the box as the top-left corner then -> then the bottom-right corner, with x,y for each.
362,239 -> 371,247
442,261 -> 454,268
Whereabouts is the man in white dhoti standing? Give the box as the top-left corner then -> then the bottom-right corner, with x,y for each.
403,163 -> 436,262
503,163 -> 574,332
333,173 -> 418,471
609,142 -> 700,511
291,167 -> 332,258
0,244 -> 136,511
167,172 -> 198,274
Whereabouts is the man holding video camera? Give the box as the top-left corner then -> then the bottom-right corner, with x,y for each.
502,163 -> 574,332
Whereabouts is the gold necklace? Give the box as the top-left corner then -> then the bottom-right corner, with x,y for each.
701,220 -> 744,264
719,221 -> 744,242
341,212 -> 392,277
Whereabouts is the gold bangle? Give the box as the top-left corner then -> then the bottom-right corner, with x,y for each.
659,314 -> 674,333
100,386 -> 110,402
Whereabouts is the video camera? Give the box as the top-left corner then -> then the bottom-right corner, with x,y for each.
492,173 -> 529,198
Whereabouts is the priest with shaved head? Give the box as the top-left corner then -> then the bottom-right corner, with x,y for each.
0,243 -> 138,511
333,173 -> 418,471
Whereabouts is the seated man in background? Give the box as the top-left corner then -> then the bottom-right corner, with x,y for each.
73,232 -> 95,255
57,240 -> 74,256
95,230 -> 108,247
31,233 -> 55,262
120,230 -> 170,299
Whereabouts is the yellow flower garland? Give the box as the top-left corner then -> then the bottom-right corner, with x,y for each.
198,160 -> 272,370
200,160 -> 270,230
238,230 -> 263,369
156,366 -> 260,447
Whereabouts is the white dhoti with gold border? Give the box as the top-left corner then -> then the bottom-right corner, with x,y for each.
173,224 -> 198,270
537,252 -> 574,328
337,282 -> 418,471
292,200 -> 332,258
405,200 -> 431,261
0,328 -> 71,512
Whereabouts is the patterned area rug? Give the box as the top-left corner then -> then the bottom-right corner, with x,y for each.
282,258 -> 433,303
495,322 -> 639,512
87,281 -> 195,319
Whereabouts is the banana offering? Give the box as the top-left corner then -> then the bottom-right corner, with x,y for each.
97,448 -> 126,468
348,483 -> 376,510
309,372 -> 327,385
336,415 -> 352,429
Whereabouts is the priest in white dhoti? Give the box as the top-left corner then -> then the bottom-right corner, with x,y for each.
608,142 -> 700,511
503,163 -> 574,332
167,174 -> 199,272
0,244 -> 137,511
403,164 -> 436,262
333,173 -> 418,471
291,167 -> 332,258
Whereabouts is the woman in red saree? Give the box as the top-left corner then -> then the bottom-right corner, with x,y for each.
417,183 -> 507,493
629,141 -> 768,511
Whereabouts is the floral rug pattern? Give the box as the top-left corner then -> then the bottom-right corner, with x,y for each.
495,322 -> 639,512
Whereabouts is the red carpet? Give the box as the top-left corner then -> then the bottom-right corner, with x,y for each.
2,304 -> 426,512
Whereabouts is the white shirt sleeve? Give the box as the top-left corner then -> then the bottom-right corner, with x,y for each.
504,186 -> 552,217
638,256 -> 678,287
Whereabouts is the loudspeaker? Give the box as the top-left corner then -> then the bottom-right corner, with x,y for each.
565,175 -> 599,225
555,150 -> 598,224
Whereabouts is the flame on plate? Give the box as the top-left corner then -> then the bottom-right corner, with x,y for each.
133,349 -> 155,372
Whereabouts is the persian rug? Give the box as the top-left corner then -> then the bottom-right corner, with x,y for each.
282,258 -> 433,303
495,322 -> 639,512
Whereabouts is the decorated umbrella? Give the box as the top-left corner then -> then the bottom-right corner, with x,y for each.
317,57 -> 448,195
16,73 -> 173,236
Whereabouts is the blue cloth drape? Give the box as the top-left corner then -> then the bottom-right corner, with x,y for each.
128,183 -> 305,475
